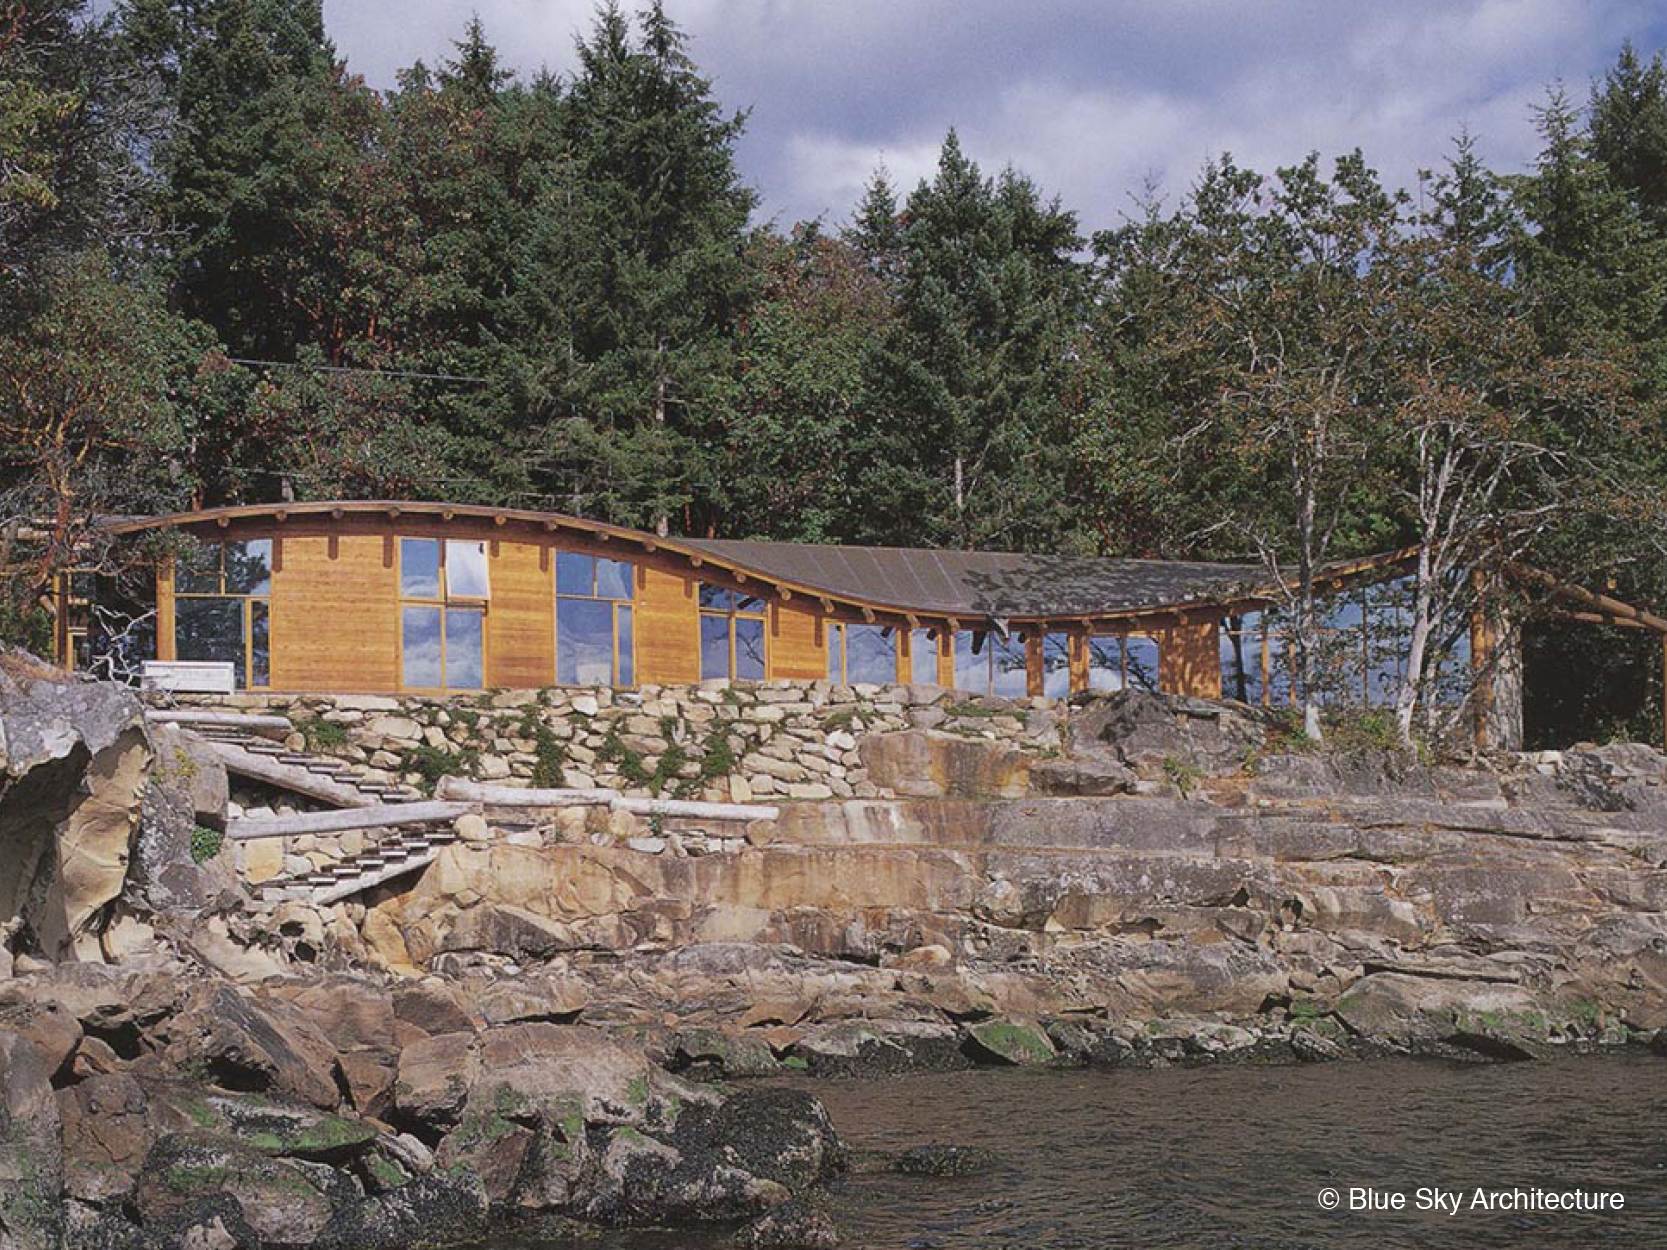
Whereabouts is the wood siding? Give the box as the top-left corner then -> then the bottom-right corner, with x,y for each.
770,602 -> 826,680
485,539 -> 555,690
270,534 -> 399,691
1158,614 -> 1222,699
637,565 -> 702,686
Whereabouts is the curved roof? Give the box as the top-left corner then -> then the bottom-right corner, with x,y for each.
104,500 -> 1392,625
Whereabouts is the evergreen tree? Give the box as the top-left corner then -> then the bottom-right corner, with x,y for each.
548,1 -> 757,533
1590,42 -> 1667,228
852,132 -> 1087,551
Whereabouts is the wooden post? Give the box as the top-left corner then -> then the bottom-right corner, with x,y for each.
1025,632 -> 1044,698
155,556 -> 176,662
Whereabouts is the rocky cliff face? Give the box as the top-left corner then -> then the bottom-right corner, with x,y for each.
352,692 -> 1667,1064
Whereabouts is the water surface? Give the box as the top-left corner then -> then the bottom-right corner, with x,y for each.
515,1054 -> 1667,1249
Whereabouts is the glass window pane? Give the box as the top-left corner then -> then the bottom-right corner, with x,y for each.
1267,632 -> 1295,706
447,540 -> 490,598
1088,637 -> 1123,692
827,623 -> 844,681
735,595 -> 765,615
911,628 -> 939,684
845,625 -> 895,684
1125,636 -> 1161,692
734,616 -> 766,681
250,599 -> 270,687
992,635 -> 1028,698
402,606 -> 443,687
954,632 -> 991,694
557,552 -> 595,597
176,598 -> 242,681
557,597 -> 613,686
1042,633 -> 1071,698
224,540 -> 271,595
595,558 -> 635,601
701,613 -> 731,680
445,608 -> 484,688
698,585 -> 732,610
401,540 -> 441,599
616,606 -> 633,686
175,542 -> 221,594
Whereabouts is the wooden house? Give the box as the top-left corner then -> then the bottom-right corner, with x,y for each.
74,500 -> 1667,748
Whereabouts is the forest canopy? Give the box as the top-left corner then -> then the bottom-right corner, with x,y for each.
5,1 -> 1667,738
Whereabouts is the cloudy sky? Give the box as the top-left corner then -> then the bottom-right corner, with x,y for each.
324,0 -> 1667,233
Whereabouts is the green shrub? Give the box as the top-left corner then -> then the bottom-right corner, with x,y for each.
531,725 -> 567,788
291,715 -> 349,752
406,744 -> 479,793
190,825 -> 224,863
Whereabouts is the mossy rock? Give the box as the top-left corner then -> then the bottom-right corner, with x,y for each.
963,1018 -> 1056,1066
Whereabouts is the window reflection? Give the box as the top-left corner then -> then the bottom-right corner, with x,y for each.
1088,637 -> 1123,692
844,624 -> 895,684
402,606 -> 443,688
445,608 -> 484,688
557,598 -> 614,685
1125,637 -> 1160,692
224,540 -> 271,595
699,583 -> 766,681
401,540 -> 440,598
446,540 -> 490,598
910,629 -> 938,684
992,634 -> 1028,698
595,558 -> 634,601
701,613 -> 731,681
1042,633 -> 1071,698
557,552 -> 596,597
174,540 -> 272,688
735,617 -> 766,680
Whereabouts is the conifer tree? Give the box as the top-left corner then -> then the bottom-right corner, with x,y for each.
549,1 -> 756,534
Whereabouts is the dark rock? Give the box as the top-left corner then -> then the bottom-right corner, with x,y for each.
894,1143 -> 998,1177
674,1087 -> 844,1191
671,1027 -> 781,1077
1067,691 -> 1265,779
793,1020 -> 970,1076
734,1198 -> 841,1248
131,1133 -> 337,1247
0,1028 -> 66,1250
313,1173 -> 488,1250
159,986 -> 344,1110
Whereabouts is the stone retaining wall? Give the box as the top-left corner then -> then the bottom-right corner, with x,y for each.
170,680 -> 1064,802
167,681 -> 1066,885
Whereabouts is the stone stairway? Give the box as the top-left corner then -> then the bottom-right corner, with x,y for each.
186,723 -> 425,807
258,824 -> 462,905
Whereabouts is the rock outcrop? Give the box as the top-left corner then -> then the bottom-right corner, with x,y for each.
0,655 -> 154,964
0,962 -> 842,1249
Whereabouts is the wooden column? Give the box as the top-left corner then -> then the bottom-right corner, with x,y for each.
1025,632 -> 1044,698
155,557 -> 176,662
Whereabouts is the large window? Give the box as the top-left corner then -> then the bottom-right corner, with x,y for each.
827,622 -> 896,684
400,538 -> 487,690
555,553 -> 635,686
1218,576 -> 1472,710
1087,634 -> 1161,693
910,627 -> 941,684
952,629 -> 1029,697
700,587 -> 766,681
174,540 -> 272,688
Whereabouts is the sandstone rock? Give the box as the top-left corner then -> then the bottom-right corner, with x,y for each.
391,980 -> 478,1036
0,664 -> 151,962
453,813 -> 491,843
159,985 -> 344,1110
269,978 -> 398,1116
440,903 -> 568,960
393,1031 -> 479,1133
857,731 -> 1030,798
